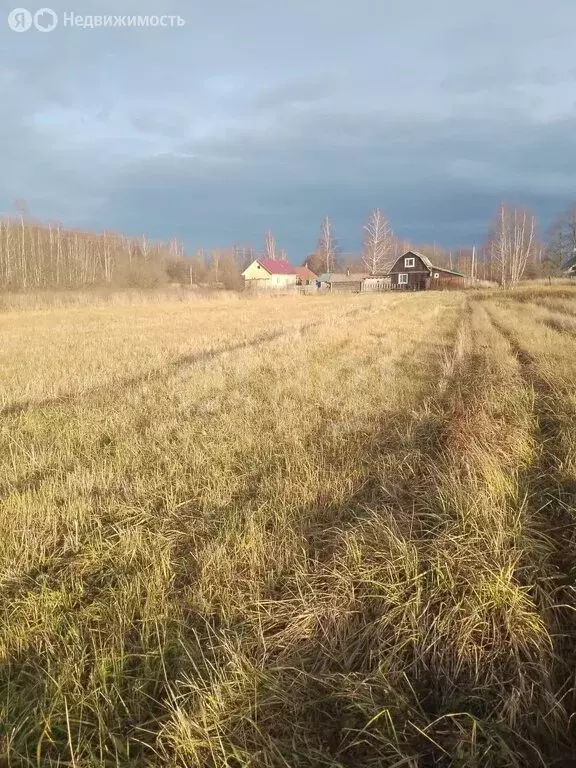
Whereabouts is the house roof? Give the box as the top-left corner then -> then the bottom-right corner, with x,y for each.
433,266 -> 466,277
294,265 -> 317,280
318,272 -> 369,283
363,274 -> 391,280
255,258 -> 296,275
403,250 -> 465,278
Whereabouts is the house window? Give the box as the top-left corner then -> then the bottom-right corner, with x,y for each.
404,257 -> 415,268
433,273 -> 440,279
398,273 -> 409,284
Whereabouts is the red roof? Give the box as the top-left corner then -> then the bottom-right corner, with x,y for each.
294,265 -> 317,280
258,258 -> 296,275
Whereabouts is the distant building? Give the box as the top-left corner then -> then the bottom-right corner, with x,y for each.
242,258 -> 297,290
388,251 -> 465,290
294,265 -> 317,286
362,275 -> 391,292
316,270 -> 369,292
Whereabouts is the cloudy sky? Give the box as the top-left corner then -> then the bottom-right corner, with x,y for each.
1,0 -> 576,258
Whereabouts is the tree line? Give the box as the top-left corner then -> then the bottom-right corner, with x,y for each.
1,202 -> 574,292
0,215 -> 258,291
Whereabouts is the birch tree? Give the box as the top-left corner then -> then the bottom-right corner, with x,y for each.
263,230 -> 278,260
489,204 -> 537,288
317,215 -> 337,273
362,209 -> 394,274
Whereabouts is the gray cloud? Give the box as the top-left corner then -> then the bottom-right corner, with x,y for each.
252,79 -> 334,111
96,106 -> 576,256
442,67 -> 576,95
1,0 -> 576,253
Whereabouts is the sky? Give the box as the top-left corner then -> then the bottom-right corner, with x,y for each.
1,0 -> 576,259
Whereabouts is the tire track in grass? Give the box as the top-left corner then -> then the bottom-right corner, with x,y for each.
1,326 -> 302,418
502,296 -> 576,339
217,298 -> 548,766
484,302 -> 576,760
0,304 -> 381,503
1,302 -> 383,419
541,314 -> 576,338
405,301 -> 565,766
0,300 -> 387,541
0,327 -> 320,504
304,299 -> 563,767
166,300 -> 478,768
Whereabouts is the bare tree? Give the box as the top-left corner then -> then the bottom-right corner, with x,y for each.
210,249 -> 220,284
304,251 -> 325,276
362,209 -> 394,274
488,204 -> 537,288
263,230 -> 277,260
317,215 -> 337,273
0,214 -> 193,290
547,203 -> 576,270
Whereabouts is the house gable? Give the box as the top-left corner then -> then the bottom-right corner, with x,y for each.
389,251 -> 465,279
242,259 -> 273,280
242,258 -> 297,289
389,251 -> 431,276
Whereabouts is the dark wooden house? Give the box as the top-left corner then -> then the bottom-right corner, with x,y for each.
389,250 -> 465,290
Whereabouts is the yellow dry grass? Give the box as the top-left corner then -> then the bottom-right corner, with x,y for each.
1,287 -> 576,767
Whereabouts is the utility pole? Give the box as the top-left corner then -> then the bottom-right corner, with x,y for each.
471,245 -> 476,281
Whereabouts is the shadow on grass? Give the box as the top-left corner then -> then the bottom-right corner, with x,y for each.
0,338 -> 453,766
0,314 -> 474,767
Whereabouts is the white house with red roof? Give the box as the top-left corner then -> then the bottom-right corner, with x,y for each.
241,258 -> 298,290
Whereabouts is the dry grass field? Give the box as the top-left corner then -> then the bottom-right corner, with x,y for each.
1,287 -> 576,767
